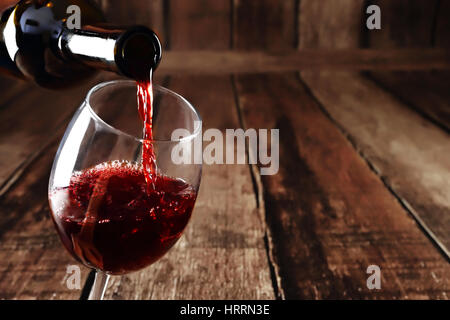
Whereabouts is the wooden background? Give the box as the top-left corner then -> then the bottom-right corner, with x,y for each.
0,0 -> 449,299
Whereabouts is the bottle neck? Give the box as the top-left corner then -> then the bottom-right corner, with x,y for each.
58,25 -> 162,80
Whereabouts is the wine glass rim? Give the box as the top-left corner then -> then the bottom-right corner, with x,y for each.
85,79 -> 202,143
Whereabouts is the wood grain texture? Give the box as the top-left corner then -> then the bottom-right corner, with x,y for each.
0,75 -> 104,194
299,0 -> 364,49
367,71 -> 450,132
365,1 -> 449,159
157,49 -> 450,75
301,71 -> 450,256
169,0 -> 230,50
236,72 -> 450,299
307,0 -> 450,257
231,0 -> 292,299
0,142 -> 90,299
0,0 -> 448,301
233,0 -> 296,50
103,75 -> 275,300
367,0 -> 439,48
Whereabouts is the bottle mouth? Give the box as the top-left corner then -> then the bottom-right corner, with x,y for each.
115,26 -> 162,81
59,25 -> 162,81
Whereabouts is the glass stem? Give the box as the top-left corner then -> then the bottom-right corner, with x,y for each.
88,271 -> 110,300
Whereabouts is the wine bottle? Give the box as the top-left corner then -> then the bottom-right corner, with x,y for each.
0,0 -> 162,88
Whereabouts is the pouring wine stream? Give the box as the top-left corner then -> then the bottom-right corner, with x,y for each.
137,69 -> 158,193
81,66 -> 158,299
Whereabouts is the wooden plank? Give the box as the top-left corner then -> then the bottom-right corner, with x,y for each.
169,0 -> 231,50
299,0 -> 364,49
299,0 -> 450,262
103,75 -> 275,300
157,49 -> 450,75
301,71 -> 450,256
233,0 -> 297,50
93,0 -> 165,46
0,75 -> 106,195
367,0 -> 439,48
0,142 -> 91,299
235,72 -> 450,299
231,0 -> 299,299
364,1 -> 447,131
435,1 -> 450,48
367,71 -> 450,132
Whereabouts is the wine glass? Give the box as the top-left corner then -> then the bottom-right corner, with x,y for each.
48,80 -> 202,300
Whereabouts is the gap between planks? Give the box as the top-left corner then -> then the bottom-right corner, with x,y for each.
364,72 -> 450,134
296,72 -> 450,263
230,74 -> 284,300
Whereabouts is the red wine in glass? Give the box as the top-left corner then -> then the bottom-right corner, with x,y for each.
49,70 -> 197,275
49,161 -> 197,275
48,39 -> 202,298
